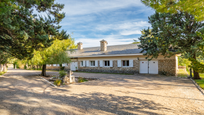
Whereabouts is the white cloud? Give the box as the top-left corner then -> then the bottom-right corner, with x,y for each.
75,35 -> 135,48
56,0 -> 145,16
95,21 -> 150,31
120,30 -> 141,35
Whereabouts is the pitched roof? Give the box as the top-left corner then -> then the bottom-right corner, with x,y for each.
68,43 -> 144,57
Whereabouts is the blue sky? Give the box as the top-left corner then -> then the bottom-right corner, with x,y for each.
56,0 -> 155,47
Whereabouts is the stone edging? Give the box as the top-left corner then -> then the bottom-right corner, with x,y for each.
40,77 -> 57,87
190,78 -> 204,95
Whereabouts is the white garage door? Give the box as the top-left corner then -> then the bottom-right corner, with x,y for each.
70,62 -> 78,71
140,61 -> 148,74
140,61 -> 158,74
149,61 -> 158,74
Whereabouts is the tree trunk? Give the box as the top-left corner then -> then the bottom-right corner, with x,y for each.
3,64 -> 7,72
0,64 -> 3,72
193,70 -> 200,79
41,64 -> 46,76
193,54 -> 201,79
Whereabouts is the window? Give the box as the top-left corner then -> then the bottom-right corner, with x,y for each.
122,60 -> 129,67
90,61 -> 95,66
104,61 -> 110,67
53,64 -> 56,66
81,61 -> 84,67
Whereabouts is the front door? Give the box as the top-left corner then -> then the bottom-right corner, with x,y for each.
70,62 -> 78,71
140,61 -> 148,74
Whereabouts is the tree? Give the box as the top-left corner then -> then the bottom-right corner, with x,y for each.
0,51 -> 10,72
138,12 -> 204,79
0,0 -> 65,59
30,36 -> 76,76
141,0 -> 204,21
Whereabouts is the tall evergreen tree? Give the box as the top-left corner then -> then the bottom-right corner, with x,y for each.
0,0 -> 65,59
139,12 -> 204,79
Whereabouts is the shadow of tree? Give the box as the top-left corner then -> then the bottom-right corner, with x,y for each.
0,69 -> 203,115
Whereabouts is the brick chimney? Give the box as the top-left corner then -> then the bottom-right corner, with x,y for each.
77,42 -> 83,50
100,40 -> 108,51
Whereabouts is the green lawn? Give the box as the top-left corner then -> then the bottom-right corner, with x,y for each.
177,69 -> 204,89
195,73 -> 204,89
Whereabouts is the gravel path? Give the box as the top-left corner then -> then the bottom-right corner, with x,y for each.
0,68 -> 204,115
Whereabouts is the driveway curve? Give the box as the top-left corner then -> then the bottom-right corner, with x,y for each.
0,68 -> 203,115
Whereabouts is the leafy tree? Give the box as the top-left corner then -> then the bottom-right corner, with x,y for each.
31,37 -> 76,76
0,0 -> 65,59
141,0 -> 204,21
178,56 -> 191,67
138,12 -> 204,79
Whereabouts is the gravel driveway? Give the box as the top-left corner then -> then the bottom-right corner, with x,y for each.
0,68 -> 204,115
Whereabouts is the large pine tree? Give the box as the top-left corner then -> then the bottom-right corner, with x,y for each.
139,12 -> 204,79
0,0 -> 65,59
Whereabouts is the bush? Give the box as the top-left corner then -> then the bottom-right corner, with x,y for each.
54,79 -> 61,86
78,77 -> 88,83
59,70 -> 67,78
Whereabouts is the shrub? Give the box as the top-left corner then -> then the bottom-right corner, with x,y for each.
78,77 -> 88,83
54,79 -> 61,86
59,70 -> 67,78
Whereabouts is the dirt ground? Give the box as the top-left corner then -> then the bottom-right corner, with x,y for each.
0,68 -> 203,115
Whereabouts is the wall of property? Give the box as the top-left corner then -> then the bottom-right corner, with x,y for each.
70,55 -> 177,76
158,59 -> 176,76
78,60 -> 140,74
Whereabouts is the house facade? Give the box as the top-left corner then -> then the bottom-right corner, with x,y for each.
64,40 -> 178,76
46,40 -> 178,76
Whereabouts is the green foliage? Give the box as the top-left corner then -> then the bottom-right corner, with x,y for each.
141,0 -> 204,21
59,70 -> 66,77
188,58 -> 204,73
30,38 -> 75,66
139,12 -> 204,59
178,57 -> 191,66
24,65 -> 27,69
138,12 -> 204,79
54,79 -> 61,86
78,77 -> 88,83
0,0 -> 65,59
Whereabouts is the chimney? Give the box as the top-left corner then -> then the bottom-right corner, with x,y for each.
77,42 -> 83,50
100,40 -> 108,51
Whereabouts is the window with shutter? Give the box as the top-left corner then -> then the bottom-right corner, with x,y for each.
104,60 -> 110,67
90,61 -> 95,67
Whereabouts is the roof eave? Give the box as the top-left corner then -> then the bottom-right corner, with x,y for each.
70,53 -> 144,58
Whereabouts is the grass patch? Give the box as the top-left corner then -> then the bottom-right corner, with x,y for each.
194,73 -> 204,89
75,71 -> 134,75
78,77 -> 88,83
195,79 -> 204,89
177,69 -> 188,78
0,72 -> 6,75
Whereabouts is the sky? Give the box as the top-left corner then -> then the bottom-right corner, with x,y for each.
55,0 -> 155,47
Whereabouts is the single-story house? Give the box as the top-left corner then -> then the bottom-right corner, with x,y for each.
62,40 -> 178,76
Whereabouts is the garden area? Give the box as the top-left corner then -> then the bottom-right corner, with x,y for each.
41,70 -> 98,87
